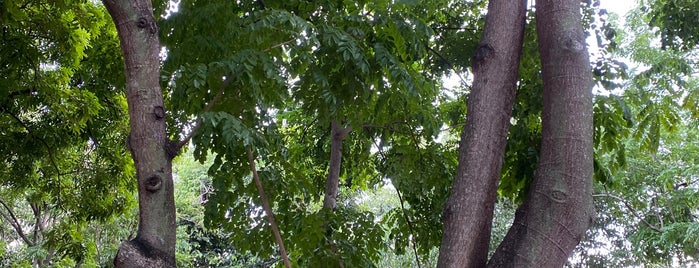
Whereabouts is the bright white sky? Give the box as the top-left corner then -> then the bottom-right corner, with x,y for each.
600,0 -> 634,17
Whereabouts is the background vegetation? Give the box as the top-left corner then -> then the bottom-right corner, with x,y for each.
1,0 -> 697,266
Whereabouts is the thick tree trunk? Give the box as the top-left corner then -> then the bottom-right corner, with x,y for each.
102,0 -> 177,266
487,0 -> 595,266
437,0 -> 527,267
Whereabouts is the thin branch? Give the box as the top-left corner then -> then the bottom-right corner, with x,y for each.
425,45 -> 470,88
300,116 -> 319,142
432,26 -> 479,31
176,81 -> 228,150
652,197 -> 664,229
263,39 -> 296,52
593,193 -> 663,233
395,186 -> 423,268
246,148 -> 292,268
372,144 -> 422,268
0,198 -> 34,246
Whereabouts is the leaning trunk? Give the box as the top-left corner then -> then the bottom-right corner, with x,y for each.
103,0 -> 177,266
437,0 -> 527,267
487,0 -> 595,266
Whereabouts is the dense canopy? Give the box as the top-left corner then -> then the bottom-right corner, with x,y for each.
0,0 -> 697,267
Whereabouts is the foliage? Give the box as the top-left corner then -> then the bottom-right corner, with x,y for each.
159,0 -> 458,265
0,0 -> 135,266
1,0 -> 697,266
173,150 -> 269,267
568,1 -> 699,265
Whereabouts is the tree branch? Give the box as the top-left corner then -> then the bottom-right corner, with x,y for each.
262,39 -> 296,52
425,45 -> 470,88
0,198 -> 34,246
175,80 -> 228,150
593,193 -> 663,233
372,142 -> 422,267
395,180 -> 423,268
246,148 -> 291,268
432,26 -> 479,31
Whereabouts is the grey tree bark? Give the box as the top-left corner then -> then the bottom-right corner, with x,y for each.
102,0 -> 177,266
437,0 -> 527,267
322,120 -> 352,211
487,0 -> 595,266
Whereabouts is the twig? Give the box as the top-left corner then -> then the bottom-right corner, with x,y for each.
593,193 -> 663,233
246,148 -> 292,268
176,82 -> 228,150
263,39 -> 296,52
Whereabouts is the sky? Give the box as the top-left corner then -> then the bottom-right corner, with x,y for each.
442,1 -> 636,90
600,0 -> 634,17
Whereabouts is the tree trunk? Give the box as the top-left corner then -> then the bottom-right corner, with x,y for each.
487,0 -> 595,266
321,119 -> 351,268
102,0 -> 177,266
322,120 -> 352,211
437,0 -> 527,267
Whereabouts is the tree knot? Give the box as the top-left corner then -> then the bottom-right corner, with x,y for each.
473,44 -> 494,64
563,35 -> 584,53
145,175 -> 162,192
153,106 -> 165,120
549,190 -> 569,203
136,16 -> 158,34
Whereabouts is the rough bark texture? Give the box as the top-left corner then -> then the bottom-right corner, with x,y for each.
437,0 -> 527,267
322,120 -> 352,210
487,0 -> 595,266
103,0 -> 177,266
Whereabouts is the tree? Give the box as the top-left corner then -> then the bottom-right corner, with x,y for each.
1,1 -> 136,266
567,0 -> 699,265
437,0 -> 527,265
101,0 -> 177,266
33,0 -> 694,265
440,0 -> 595,266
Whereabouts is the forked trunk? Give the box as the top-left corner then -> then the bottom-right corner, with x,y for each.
487,0 -> 595,266
437,0 -> 527,267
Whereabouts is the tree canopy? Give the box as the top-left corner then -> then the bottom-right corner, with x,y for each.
1,0 -> 698,266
